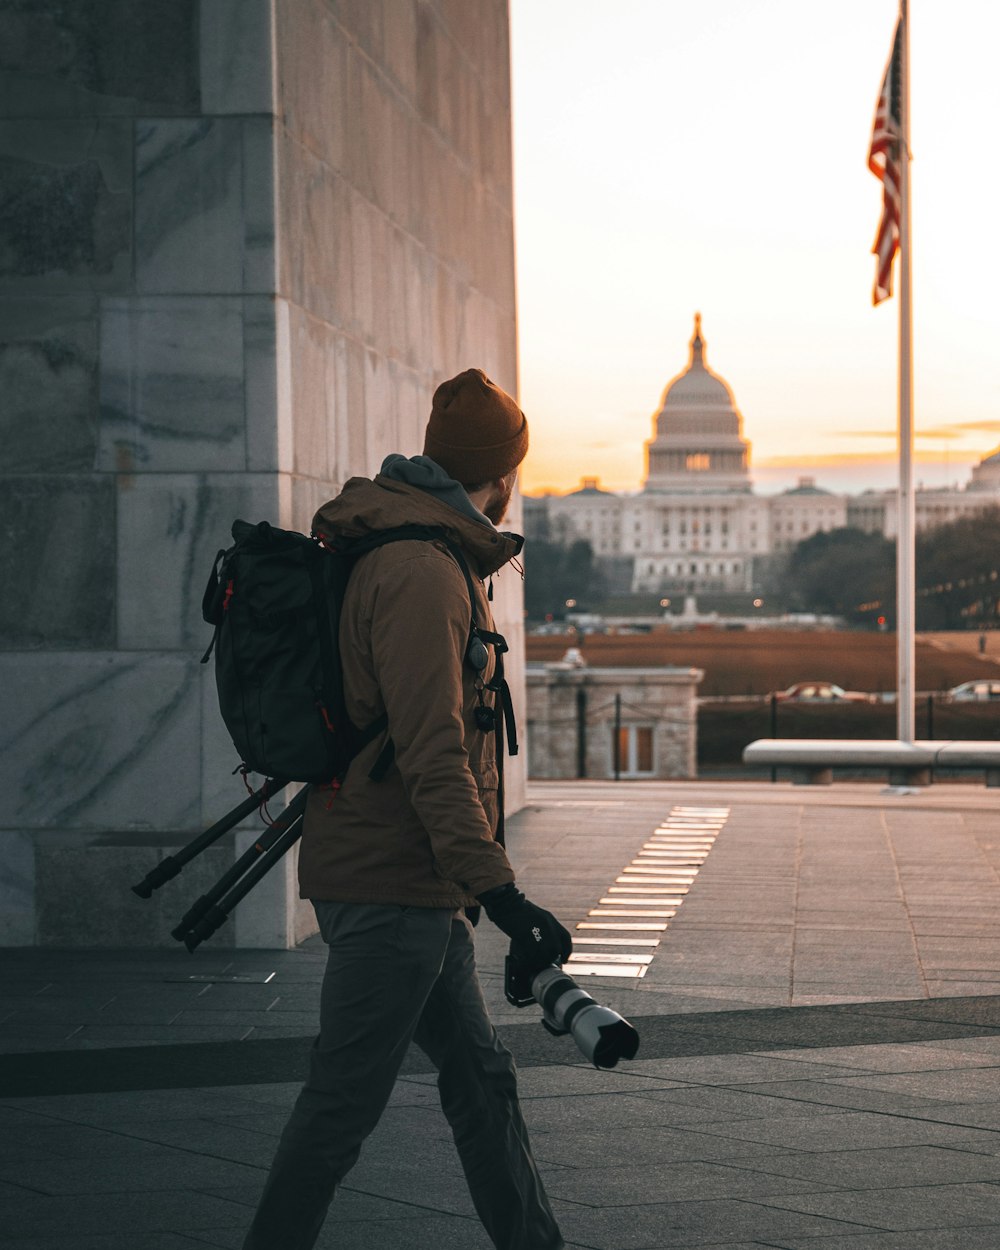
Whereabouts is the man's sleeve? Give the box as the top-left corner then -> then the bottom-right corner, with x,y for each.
367,547 -> 515,896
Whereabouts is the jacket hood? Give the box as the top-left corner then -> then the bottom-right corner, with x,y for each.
379,454 -> 492,526
312,476 -> 522,578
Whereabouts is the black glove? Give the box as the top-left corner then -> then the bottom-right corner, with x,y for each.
477,883 -> 573,972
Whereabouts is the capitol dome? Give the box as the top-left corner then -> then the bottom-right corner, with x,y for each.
969,447 -> 1000,492
656,313 -> 738,417
643,313 -> 752,494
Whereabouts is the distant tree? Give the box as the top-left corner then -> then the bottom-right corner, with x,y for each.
915,508 -> 1000,629
777,510 -> 1000,630
781,528 -> 896,626
523,538 -> 606,619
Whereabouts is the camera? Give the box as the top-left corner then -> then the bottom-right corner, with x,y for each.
505,955 -> 640,1069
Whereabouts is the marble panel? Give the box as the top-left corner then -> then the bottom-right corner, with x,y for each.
466,293 -> 514,381
369,209 -> 392,349
432,21 -> 459,151
405,238 -> 433,367
361,54 -> 393,218
439,0 -> 488,73
405,116 -> 430,247
456,60 -> 480,176
343,335 -> 369,477
242,117 -> 277,290
390,358 -> 425,455
34,831 -> 236,948
458,0 -> 510,119
387,93 -> 415,232
200,0 -> 274,116
270,298 -> 296,476
431,265 -> 460,376
349,191 -> 375,343
116,472 -> 280,650
412,126 -> 441,257
443,156 -> 473,282
445,161 -> 472,284
382,0 -> 418,100
464,182 -> 488,295
275,0 -> 346,172
289,475 -> 333,537
328,331 -> 351,483
98,296 -> 245,472
484,194 -> 516,312
274,129 -> 299,301
287,302 -> 331,479
342,44 -> 376,206
0,475 -> 114,649
0,297 -> 99,472
0,0 -> 200,117
135,118 -> 243,293
245,294 -> 284,473
414,4 -> 442,133
483,85 -> 514,201
282,142 -> 354,330
363,350 -> 396,468
135,115 -> 274,295
339,0 -> 384,65
0,119 -> 131,290
458,288 -> 487,370
0,652 -> 202,831
0,832 -> 34,945
326,169 -> 357,332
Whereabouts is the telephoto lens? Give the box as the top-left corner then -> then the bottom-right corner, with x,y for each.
505,956 -> 640,1069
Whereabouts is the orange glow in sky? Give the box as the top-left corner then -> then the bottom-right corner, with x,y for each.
510,1 -> 1000,497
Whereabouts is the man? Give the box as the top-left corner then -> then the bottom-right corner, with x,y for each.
243,369 -> 570,1250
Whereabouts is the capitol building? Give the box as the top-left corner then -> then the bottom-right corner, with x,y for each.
524,315 -> 1000,595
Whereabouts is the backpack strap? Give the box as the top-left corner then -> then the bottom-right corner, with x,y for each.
435,540 -> 518,849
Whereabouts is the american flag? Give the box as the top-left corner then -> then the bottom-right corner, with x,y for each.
868,19 -> 903,305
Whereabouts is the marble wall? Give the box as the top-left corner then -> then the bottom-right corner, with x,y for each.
0,0 -> 524,947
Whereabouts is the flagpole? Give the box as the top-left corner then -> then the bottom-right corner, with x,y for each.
896,0 -> 915,744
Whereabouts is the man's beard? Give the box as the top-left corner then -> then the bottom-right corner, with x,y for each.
483,478 -> 514,525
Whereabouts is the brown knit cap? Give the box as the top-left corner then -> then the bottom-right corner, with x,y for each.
423,368 -> 528,485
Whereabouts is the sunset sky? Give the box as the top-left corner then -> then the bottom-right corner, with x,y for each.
509,0 -> 1000,498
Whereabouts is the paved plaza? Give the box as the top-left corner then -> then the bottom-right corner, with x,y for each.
4,779 -> 1000,1248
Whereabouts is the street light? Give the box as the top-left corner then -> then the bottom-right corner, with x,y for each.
752,598 -> 763,608
565,598 -> 577,608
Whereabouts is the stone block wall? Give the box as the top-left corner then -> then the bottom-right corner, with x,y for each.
0,0 -> 523,947
526,666 -> 703,781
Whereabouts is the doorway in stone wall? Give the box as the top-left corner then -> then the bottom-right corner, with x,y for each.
615,725 -> 655,777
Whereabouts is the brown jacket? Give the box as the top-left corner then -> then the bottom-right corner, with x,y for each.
297,475 -> 519,907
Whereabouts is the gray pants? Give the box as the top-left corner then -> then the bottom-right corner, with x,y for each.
242,902 -> 564,1250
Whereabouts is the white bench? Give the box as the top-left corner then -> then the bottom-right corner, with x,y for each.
742,738 -> 1000,786
934,742 -> 1000,788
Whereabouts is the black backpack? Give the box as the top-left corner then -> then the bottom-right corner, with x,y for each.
201,520 -> 516,790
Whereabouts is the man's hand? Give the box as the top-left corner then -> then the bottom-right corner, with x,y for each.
477,883 -> 572,973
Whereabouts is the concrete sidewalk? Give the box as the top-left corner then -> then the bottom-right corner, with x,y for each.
4,780 -> 1000,1248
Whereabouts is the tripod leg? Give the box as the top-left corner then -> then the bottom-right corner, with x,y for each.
171,786 -> 311,942
131,776 -> 289,898
183,822 -> 305,951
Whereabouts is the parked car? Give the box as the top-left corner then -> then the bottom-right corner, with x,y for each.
772,681 -> 873,704
945,680 -> 1000,702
